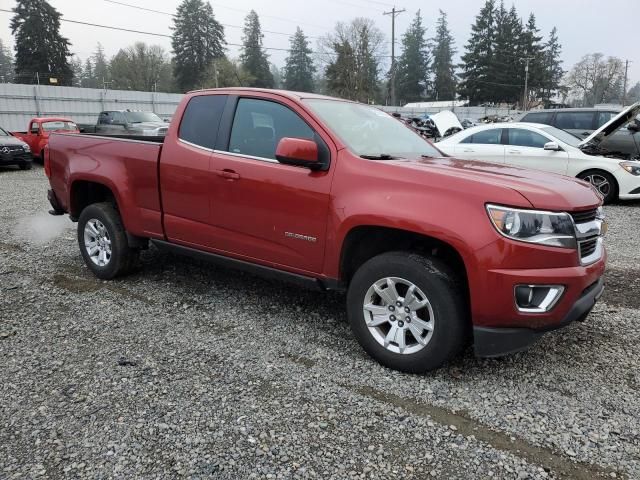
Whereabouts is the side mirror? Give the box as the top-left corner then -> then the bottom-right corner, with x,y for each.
275,137 -> 322,169
544,141 -> 562,151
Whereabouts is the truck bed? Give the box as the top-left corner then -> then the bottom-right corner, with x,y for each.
48,133 -> 165,239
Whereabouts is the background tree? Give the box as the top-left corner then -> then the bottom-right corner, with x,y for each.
320,18 -> 385,103
240,10 -> 274,88
565,53 -> 626,106
283,27 -> 315,92
0,39 -> 15,83
431,10 -> 457,101
11,0 -> 73,85
519,13 -> 545,106
92,43 -> 110,87
172,0 -> 225,92
69,56 -> 83,87
458,0 -> 496,104
202,57 -> 254,88
395,10 -> 430,104
627,82 -> 640,104
540,27 -> 563,102
109,43 -> 174,92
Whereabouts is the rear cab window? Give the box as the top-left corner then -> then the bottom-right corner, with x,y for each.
178,95 -> 228,150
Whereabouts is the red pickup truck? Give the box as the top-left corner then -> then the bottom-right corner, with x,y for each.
45,88 -> 607,372
13,117 -> 79,162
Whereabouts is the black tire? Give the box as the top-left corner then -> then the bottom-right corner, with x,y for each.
77,202 -> 139,280
577,170 -> 618,204
19,162 -> 32,170
347,251 -> 468,373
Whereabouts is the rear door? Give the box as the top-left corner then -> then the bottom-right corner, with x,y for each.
453,128 -> 506,163
159,94 -> 228,247
504,128 -> 569,175
554,111 -> 596,139
207,95 -> 334,273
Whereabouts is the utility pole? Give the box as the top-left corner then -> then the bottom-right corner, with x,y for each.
522,57 -> 531,110
383,6 -> 405,106
622,59 -> 630,107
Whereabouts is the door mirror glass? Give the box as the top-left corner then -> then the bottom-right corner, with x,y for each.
544,141 -> 561,151
276,137 -> 320,168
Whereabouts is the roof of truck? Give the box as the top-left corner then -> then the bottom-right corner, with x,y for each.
188,87 -> 349,103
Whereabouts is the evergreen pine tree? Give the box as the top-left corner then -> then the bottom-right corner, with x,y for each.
93,43 -> 110,86
431,10 -> 457,101
172,0 -> 225,92
82,58 -> 96,88
489,2 -> 523,104
459,0 -> 496,104
240,10 -> 274,88
283,27 -> 315,92
0,39 -> 14,83
395,10 -> 430,104
541,27 -> 563,102
520,13 -> 545,105
325,41 -> 356,99
69,56 -> 83,87
11,0 -> 73,85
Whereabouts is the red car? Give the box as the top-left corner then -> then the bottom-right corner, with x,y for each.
12,117 -> 79,162
45,88 -> 607,372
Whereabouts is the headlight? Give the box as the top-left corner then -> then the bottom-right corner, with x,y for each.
22,144 -> 30,152
486,204 -> 576,249
620,161 -> 640,175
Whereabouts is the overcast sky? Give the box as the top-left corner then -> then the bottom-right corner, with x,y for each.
1,0 -> 638,87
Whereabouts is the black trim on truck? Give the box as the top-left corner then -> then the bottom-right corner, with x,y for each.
150,239 -> 339,291
473,277 -> 604,357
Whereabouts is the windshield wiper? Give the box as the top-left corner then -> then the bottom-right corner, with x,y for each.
360,154 -> 395,160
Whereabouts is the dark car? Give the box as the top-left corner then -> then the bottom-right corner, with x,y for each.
520,107 -> 640,159
0,126 -> 32,170
95,110 -> 169,137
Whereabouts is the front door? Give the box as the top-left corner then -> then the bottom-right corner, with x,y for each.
207,96 -> 334,274
504,128 -> 569,175
453,128 -> 506,163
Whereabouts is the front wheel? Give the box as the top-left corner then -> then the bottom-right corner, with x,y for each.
77,202 -> 139,279
347,252 -> 468,373
577,170 -> 617,204
19,162 -> 32,170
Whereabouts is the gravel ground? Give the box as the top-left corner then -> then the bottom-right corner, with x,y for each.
1,165 -> 639,479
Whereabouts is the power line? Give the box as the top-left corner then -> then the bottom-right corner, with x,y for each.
0,8 -> 394,60
103,0 -> 321,39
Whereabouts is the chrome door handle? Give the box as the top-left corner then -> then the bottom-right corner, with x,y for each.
463,149 -> 475,153
507,150 -> 521,154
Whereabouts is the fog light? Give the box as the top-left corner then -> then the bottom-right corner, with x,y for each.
514,285 -> 564,313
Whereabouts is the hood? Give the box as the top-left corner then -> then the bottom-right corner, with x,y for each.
1,136 -> 28,146
579,101 -> 640,148
387,156 -> 602,211
430,110 -> 463,138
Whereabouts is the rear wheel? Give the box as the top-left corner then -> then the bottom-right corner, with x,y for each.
347,251 -> 468,373
77,202 -> 139,279
577,170 -> 617,204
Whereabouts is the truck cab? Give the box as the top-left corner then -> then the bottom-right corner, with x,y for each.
13,117 -> 79,161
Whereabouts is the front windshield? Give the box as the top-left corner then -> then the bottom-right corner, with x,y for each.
42,121 -> 78,132
0,127 -> 9,136
542,126 -> 581,147
124,112 -> 163,123
304,99 -> 442,158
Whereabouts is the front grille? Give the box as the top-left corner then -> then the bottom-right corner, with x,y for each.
0,145 -> 26,154
570,209 -> 598,224
157,128 -> 168,135
579,236 -> 598,259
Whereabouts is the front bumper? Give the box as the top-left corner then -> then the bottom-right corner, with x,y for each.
0,151 -> 32,166
474,277 -> 604,357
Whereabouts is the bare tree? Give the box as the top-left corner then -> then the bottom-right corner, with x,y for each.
565,53 -> 625,106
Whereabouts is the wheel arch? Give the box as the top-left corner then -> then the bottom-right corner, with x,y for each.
575,167 -> 619,200
69,179 -> 119,219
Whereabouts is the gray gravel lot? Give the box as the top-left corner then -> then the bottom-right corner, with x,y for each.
1,165 -> 639,479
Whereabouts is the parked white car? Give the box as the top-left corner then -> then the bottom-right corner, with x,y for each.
437,103 -> 640,203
